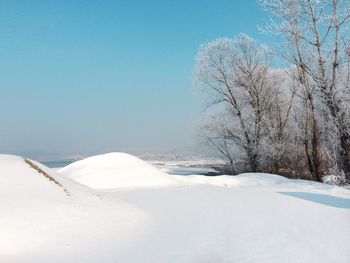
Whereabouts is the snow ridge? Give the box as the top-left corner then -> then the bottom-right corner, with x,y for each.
24,158 -> 70,195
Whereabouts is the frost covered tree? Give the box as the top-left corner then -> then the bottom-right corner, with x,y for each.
194,34 -> 290,173
261,70 -> 298,174
194,1 -> 350,184
198,111 -> 238,174
259,0 -> 350,183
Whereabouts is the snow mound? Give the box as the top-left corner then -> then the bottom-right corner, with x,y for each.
0,154 -> 145,261
58,152 -> 178,190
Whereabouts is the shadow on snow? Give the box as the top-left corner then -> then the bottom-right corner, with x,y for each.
278,191 -> 350,209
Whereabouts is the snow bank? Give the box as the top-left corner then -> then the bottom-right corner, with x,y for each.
174,172 -> 350,198
0,154 -> 146,262
173,173 -> 289,188
58,152 -> 178,190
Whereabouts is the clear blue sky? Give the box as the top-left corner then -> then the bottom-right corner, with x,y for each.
0,0 -> 269,158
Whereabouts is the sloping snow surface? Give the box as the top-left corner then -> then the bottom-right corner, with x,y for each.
1,153 -> 350,262
0,155 -> 146,262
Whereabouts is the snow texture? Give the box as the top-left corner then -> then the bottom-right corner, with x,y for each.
1,153 -> 350,262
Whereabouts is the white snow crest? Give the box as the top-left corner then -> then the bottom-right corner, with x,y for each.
58,152 -> 179,190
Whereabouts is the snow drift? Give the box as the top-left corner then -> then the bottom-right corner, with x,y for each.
58,152 -> 178,190
0,154 -> 145,262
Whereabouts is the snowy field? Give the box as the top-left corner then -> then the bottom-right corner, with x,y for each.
1,152 -> 350,262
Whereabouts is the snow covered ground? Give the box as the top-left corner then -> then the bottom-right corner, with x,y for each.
1,153 -> 350,262
0,155 -> 147,262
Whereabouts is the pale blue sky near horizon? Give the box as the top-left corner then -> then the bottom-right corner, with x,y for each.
0,0 -> 271,158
